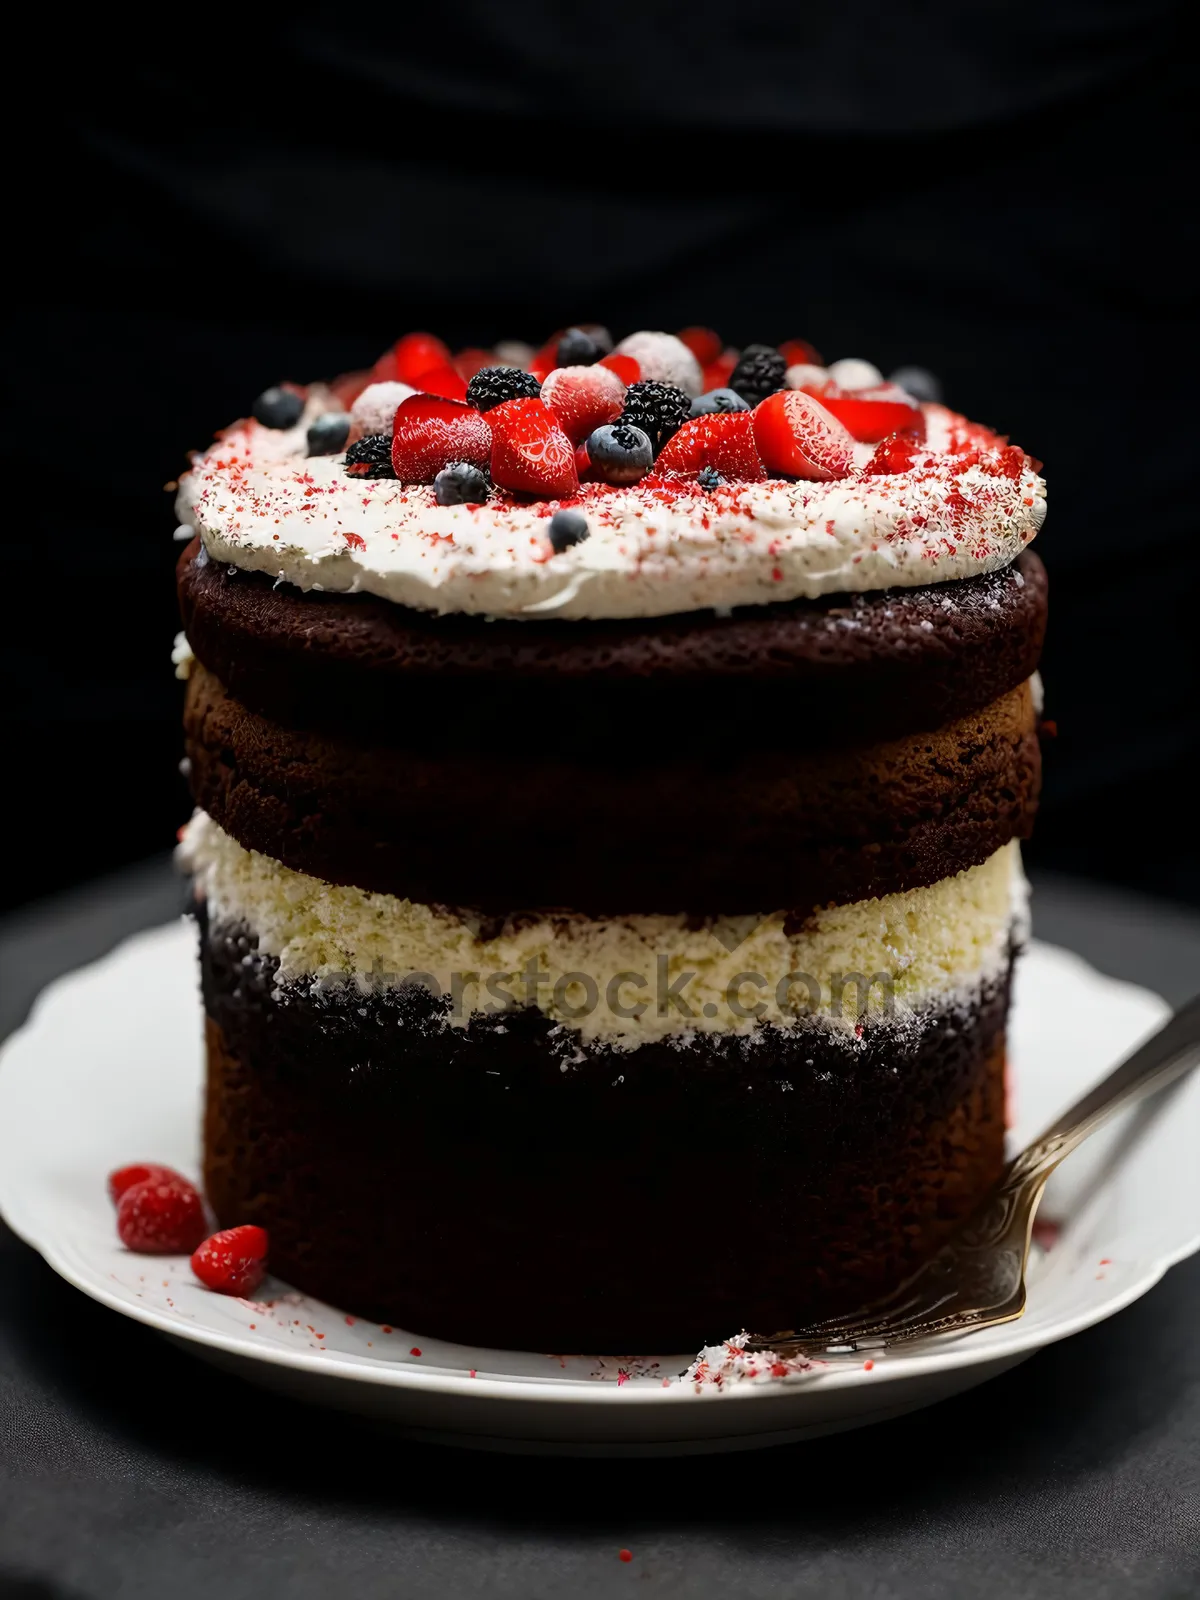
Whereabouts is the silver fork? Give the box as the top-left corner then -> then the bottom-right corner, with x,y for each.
744,994 -> 1200,1361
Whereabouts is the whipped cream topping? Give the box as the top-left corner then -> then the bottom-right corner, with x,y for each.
180,813 -> 1025,1048
176,396 -> 1045,622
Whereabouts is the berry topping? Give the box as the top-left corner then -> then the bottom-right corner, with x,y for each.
889,364 -> 943,403
785,363 -> 831,394
541,364 -> 626,443
597,352 -> 641,386
729,344 -> 787,407
689,387 -> 749,417
585,422 -> 654,485
614,331 -> 703,396
751,390 -> 855,480
487,397 -> 579,497
116,1174 -> 208,1255
826,357 -> 884,391
618,380 -> 692,454
556,326 -> 611,366
344,434 -> 397,479
107,1162 -> 185,1206
391,394 -> 492,483
191,1225 -> 269,1297
453,346 -> 496,381
393,331 -> 453,386
862,433 -> 927,475
548,509 -> 590,552
697,466 -> 724,490
818,389 -> 924,443
252,386 -> 304,430
350,380 -> 417,441
702,349 -> 739,392
434,461 -> 490,505
306,412 -> 351,457
413,363 -> 469,403
654,411 -> 766,481
677,326 -> 723,367
779,337 -> 823,368
466,366 -> 543,413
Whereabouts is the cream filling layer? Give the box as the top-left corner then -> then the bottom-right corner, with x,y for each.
175,399 -> 1045,622
181,813 -> 1025,1048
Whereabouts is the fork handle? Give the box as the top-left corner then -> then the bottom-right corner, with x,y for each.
1010,993 -> 1200,1186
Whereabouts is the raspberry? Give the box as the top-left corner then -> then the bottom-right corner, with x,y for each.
391,394 -> 492,482
677,326 -> 723,367
116,1176 -> 208,1255
487,397 -> 579,496
729,344 -> 787,407
344,434 -> 397,479
393,331 -> 453,386
541,364 -> 626,443
618,380 -> 691,454
191,1226 -> 270,1297
349,380 -> 416,442
614,331 -> 703,396
107,1163 -> 186,1206
466,366 -> 542,413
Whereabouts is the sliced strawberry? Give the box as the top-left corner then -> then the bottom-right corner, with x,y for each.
819,385 -> 925,444
655,412 -> 766,481
192,1225 -> 269,1297
574,441 -> 594,480
598,352 -> 641,386
702,349 -> 739,392
488,397 -> 578,496
677,326 -> 723,366
454,346 -> 496,382
752,391 -> 855,480
393,332 -> 452,386
863,433 -> 926,475
411,362 -> 469,403
541,364 -> 626,443
779,337 -> 824,368
391,394 -> 491,482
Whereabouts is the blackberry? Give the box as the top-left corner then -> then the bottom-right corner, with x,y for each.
618,380 -> 691,454
466,366 -> 542,413
306,412 -> 351,456
343,434 -> 396,479
252,385 -> 304,429
548,509 -> 590,553
729,344 -> 787,406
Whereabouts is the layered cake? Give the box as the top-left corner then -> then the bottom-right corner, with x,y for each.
175,327 -> 1047,1352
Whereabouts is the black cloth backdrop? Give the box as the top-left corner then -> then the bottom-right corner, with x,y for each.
7,1 -> 1197,912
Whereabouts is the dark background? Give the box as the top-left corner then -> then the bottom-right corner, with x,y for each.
7,1 -> 1197,914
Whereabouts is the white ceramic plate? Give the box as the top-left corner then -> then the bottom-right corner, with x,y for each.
1,923 -> 1196,1456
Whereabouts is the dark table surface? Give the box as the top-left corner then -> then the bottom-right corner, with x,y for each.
2,861 -> 1198,1599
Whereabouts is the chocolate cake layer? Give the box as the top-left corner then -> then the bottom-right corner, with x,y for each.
177,540 -> 1047,750
184,664 -> 1039,914
200,918 -> 1011,1352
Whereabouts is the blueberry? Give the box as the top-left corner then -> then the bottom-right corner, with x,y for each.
556,327 -> 602,366
689,387 -> 749,417
547,509 -> 590,553
585,422 -> 654,485
889,366 -> 942,403
306,412 -> 351,456
697,466 -> 725,490
434,462 -> 490,506
252,385 -> 304,429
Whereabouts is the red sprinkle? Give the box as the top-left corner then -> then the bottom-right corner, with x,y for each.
618,1549 -> 633,1563
410,1347 -> 422,1357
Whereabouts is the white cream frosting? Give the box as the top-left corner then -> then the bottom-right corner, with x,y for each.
175,395 -> 1045,623
180,813 -> 1025,1049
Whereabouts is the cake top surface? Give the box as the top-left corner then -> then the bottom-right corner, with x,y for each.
176,327 -> 1046,622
